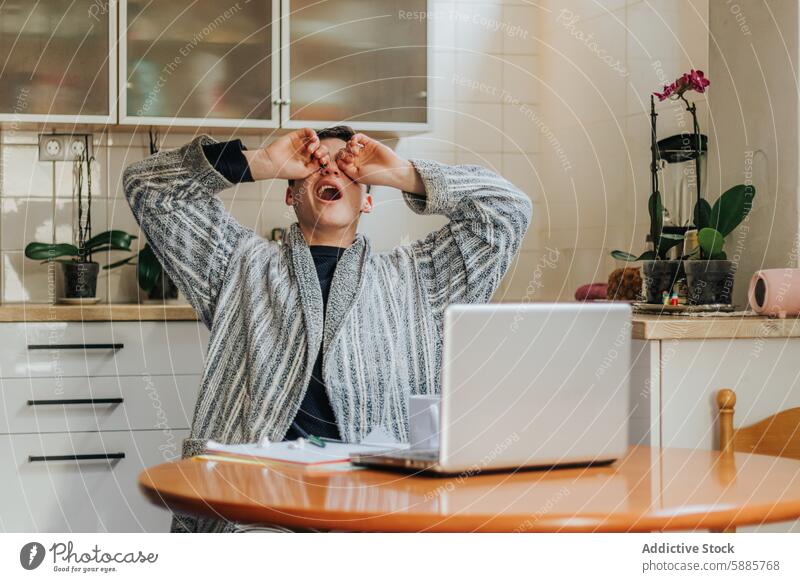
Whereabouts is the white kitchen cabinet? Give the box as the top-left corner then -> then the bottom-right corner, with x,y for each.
629,316 -> 800,532
281,0 -> 430,131
0,0 -> 116,124
0,429 -> 189,532
0,321 -> 207,532
1,1 -> 429,132
120,0 -> 281,128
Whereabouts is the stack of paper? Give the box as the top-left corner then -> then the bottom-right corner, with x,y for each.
204,439 -> 393,466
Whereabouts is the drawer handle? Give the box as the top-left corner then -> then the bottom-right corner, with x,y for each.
27,398 -> 124,406
28,453 -> 125,463
27,343 -> 124,350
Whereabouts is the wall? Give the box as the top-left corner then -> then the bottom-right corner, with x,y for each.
708,0 -> 800,308
517,0 -> 709,301
0,0 -> 709,305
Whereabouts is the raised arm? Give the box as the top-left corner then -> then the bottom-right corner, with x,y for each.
335,134 -> 532,316
124,129 -> 331,327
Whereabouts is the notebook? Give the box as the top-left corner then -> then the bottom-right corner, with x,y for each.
204,438 -> 406,467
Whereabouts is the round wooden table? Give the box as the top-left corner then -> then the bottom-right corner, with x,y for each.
138,446 -> 800,532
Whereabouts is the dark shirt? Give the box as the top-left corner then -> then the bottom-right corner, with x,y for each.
201,140 -> 342,441
284,246 -> 345,441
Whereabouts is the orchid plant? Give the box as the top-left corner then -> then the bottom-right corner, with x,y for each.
611,70 -> 711,262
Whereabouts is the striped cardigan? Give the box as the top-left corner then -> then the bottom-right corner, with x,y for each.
123,135 -> 532,532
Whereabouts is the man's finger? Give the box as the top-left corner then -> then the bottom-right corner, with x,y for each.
313,144 -> 329,159
351,133 -> 369,147
298,128 -> 319,153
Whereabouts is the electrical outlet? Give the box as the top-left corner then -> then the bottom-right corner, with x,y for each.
38,133 -> 92,162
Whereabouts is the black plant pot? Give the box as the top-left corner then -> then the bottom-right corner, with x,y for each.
642,260 -> 682,304
62,261 -> 99,298
685,260 -> 735,305
147,271 -> 179,301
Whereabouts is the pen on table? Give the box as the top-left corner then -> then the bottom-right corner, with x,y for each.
290,422 -> 326,448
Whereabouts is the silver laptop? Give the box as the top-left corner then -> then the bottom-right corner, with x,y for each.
351,302 -> 632,474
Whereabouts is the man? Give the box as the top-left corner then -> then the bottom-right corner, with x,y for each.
124,126 -> 532,532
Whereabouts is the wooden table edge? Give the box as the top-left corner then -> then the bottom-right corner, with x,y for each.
138,454 -> 800,533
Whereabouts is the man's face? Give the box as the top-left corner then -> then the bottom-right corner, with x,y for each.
285,137 -> 372,236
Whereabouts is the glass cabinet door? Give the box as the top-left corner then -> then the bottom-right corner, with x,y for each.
122,0 -> 278,127
0,0 -> 114,121
285,0 -> 428,128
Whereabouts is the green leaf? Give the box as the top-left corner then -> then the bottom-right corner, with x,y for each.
25,242 -> 79,261
710,251 -> 728,260
611,250 -> 639,261
137,244 -> 162,293
694,198 -> 711,230
85,230 -> 137,252
656,235 -> 683,259
610,249 -> 656,261
636,250 -> 657,261
88,244 -> 138,254
709,184 -> 756,236
103,256 -> 137,270
698,227 -> 725,257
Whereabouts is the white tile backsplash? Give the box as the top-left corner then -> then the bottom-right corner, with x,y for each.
0,146 -> 53,197
502,102 -> 542,153
502,55 -> 540,104
452,3 -> 506,55
454,103 -> 504,152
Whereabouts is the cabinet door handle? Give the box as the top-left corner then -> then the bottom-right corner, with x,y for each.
27,343 -> 124,350
27,398 -> 124,406
28,453 -> 125,462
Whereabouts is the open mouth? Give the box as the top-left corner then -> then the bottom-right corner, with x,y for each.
315,184 -> 343,202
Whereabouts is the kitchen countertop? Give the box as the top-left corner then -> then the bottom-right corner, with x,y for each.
632,313 -> 800,340
2,303 -> 795,339
0,303 -> 198,322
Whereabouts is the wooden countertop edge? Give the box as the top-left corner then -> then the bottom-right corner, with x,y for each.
632,314 -> 800,340
0,303 -> 198,322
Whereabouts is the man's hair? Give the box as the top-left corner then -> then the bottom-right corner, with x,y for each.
288,125 -> 369,192
315,125 -> 356,142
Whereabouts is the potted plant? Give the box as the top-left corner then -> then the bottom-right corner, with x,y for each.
107,243 -> 179,301
611,190 -> 684,303
683,184 -> 755,304
611,70 -> 713,304
25,230 -> 137,299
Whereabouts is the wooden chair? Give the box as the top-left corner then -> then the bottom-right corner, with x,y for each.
716,388 -> 800,532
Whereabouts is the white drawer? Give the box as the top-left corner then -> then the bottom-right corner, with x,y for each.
0,322 -> 208,378
0,430 -> 188,532
0,375 -> 201,434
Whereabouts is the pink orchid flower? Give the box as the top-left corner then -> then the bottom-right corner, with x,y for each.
653,69 -> 710,101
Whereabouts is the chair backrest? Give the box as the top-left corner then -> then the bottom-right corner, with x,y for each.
717,388 -> 800,460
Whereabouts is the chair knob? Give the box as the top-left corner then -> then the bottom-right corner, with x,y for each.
717,388 -> 736,411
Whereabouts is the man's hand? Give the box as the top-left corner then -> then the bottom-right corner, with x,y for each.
244,128 -> 330,181
335,134 -> 425,194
